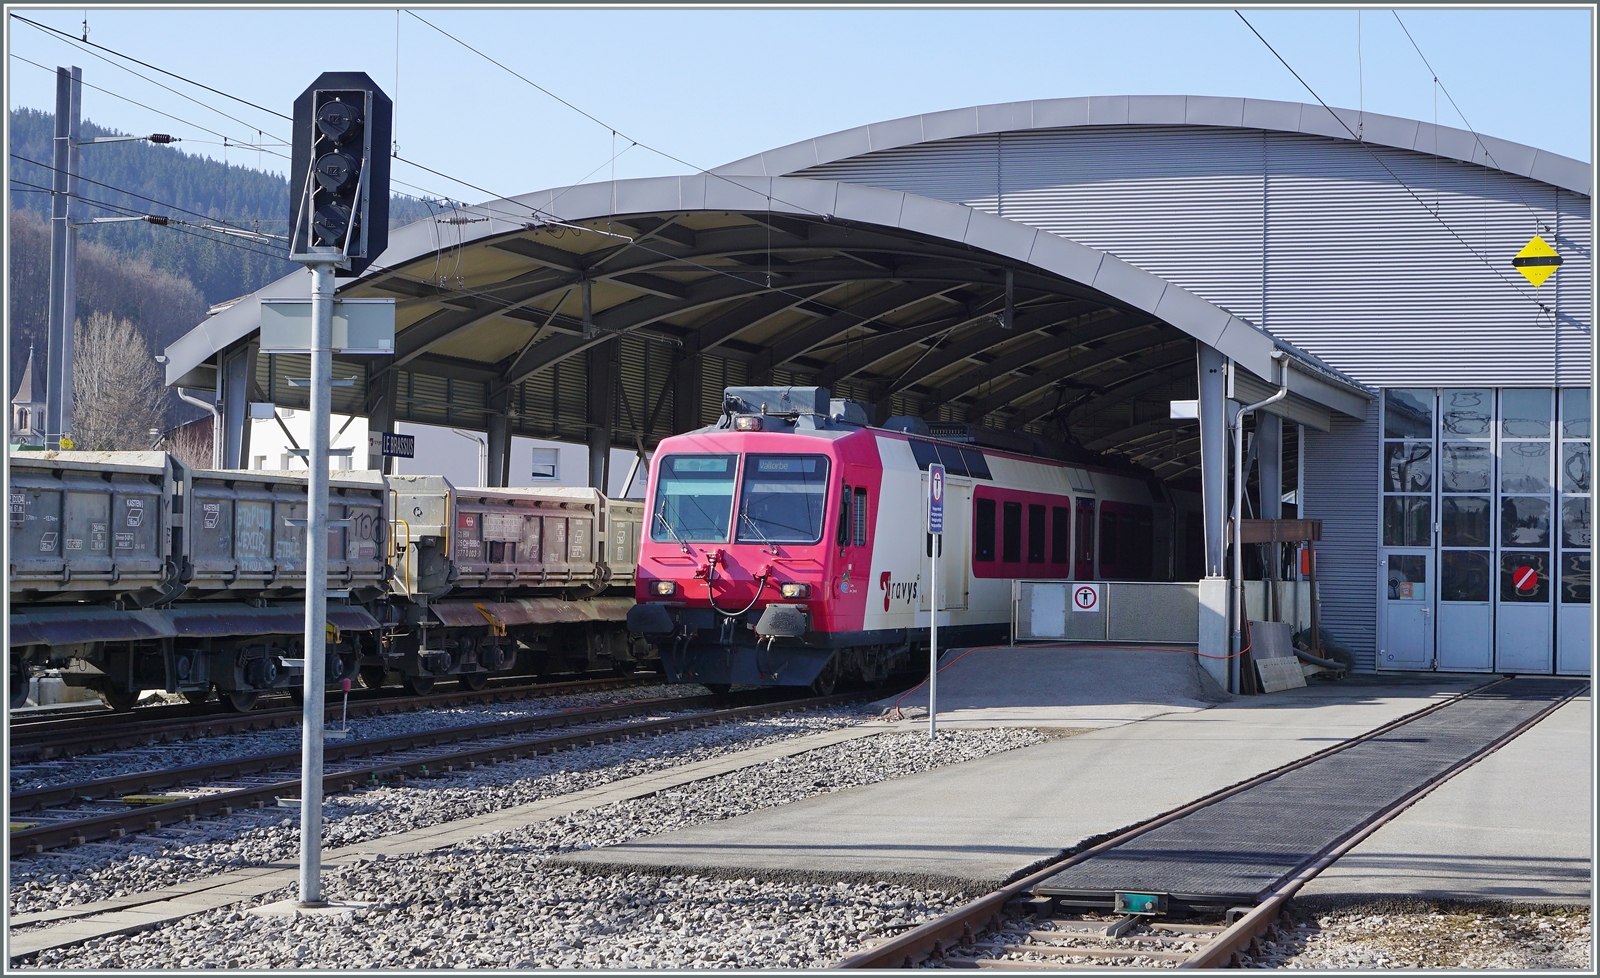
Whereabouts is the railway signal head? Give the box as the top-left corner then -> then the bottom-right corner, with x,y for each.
290,72 -> 391,273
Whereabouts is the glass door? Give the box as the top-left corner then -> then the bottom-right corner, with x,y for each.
1436,390 -> 1494,670
1379,389 -> 1435,670
1557,389 -> 1591,674
1495,390 -> 1554,673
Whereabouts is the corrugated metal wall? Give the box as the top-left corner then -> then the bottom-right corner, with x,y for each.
1302,399 -> 1380,671
799,125 -> 1591,389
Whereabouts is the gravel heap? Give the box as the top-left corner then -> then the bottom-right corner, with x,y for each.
1262,902 -> 1593,970
10,682 -> 699,793
25,727 -> 1050,969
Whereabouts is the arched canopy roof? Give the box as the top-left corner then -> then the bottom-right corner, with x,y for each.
715,95 -> 1591,195
166,174 -> 1368,482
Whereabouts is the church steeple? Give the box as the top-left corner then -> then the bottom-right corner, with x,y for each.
12,343 -> 44,443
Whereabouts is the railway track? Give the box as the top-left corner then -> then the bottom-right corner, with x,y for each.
837,677 -> 1585,970
8,675 -> 662,763
9,689 -> 867,854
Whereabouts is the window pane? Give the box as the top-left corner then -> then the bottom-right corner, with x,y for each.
1441,389 -> 1494,437
1027,504 -> 1046,563
736,455 -> 830,544
1382,496 -> 1431,547
1099,511 -> 1118,564
1440,550 -> 1490,602
1562,442 -> 1591,493
959,448 -> 992,480
974,497 -> 995,562
1386,554 -> 1427,600
1383,442 -> 1432,492
1501,389 -> 1552,439
1441,496 -> 1491,547
1051,506 -> 1070,564
1562,388 -> 1591,439
1563,496 -> 1592,549
1441,443 -> 1492,492
1501,495 -> 1551,548
1384,389 -> 1433,438
934,443 -> 969,477
1500,442 -> 1551,493
1562,553 -> 1590,604
1002,501 -> 1022,563
652,454 -> 737,542
1501,552 -> 1550,602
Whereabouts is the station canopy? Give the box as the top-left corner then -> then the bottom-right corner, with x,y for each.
166,172 -> 1370,484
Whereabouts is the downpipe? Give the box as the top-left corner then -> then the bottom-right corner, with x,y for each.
1230,358 -> 1288,694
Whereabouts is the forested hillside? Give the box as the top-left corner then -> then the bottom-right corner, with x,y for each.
8,106 -> 435,404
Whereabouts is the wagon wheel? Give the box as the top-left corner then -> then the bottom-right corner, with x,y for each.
100,686 -> 142,712
809,655 -> 840,697
702,683 -> 732,697
222,690 -> 259,712
458,672 -> 488,692
182,687 -> 212,706
359,666 -> 389,691
403,676 -> 436,696
10,666 -> 32,710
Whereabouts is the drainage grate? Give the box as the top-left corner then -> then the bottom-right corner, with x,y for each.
1034,678 -> 1587,908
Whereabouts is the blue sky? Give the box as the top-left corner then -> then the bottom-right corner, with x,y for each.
6,6 -> 1593,206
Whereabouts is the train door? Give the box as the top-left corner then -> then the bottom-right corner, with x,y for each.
919,471 -> 968,612
1074,498 -> 1096,580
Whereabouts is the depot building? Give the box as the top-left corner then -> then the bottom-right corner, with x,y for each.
164,95 -> 1592,679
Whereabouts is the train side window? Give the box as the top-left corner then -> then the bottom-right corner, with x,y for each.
1051,506 -> 1070,564
1121,513 -> 1139,579
837,485 -> 851,547
974,497 -> 996,561
1002,501 -> 1022,563
1100,511 -> 1118,567
852,487 -> 869,546
1027,503 -> 1046,563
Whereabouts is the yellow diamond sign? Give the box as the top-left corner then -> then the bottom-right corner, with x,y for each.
1512,235 -> 1563,287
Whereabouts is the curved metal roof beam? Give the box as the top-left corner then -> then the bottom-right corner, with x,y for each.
961,333 -> 1190,422
166,174 -> 1369,421
713,95 -> 1589,195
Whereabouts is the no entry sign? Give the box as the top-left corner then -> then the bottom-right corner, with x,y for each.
1072,583 -> 1101,613
1514,565 -> 1538,592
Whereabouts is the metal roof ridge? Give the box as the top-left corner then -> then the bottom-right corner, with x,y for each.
711,95 -> 1591,197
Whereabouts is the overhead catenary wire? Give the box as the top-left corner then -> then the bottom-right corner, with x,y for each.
1389,9 -> 1556,236
1233,10 -> 1556,319
11,12 -> 1021,359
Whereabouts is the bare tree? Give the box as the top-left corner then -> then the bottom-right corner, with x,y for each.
71,311 -> 168,451
164,417 -> 215,470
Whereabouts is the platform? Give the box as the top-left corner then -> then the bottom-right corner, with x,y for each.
876,645 -> 1231,728
557,675 -> 1534,890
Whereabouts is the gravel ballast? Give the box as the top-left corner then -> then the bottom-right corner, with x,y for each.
21,726 -> 1050,969
1262,901 -> 1593,970
9,682 -> 701,793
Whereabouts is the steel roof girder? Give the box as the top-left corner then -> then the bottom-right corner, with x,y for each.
930,316 -> 1152,407
750,281 -> 965,380
956,322 -> 1172,419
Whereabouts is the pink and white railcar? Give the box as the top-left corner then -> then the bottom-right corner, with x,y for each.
626,387 -> 1193,692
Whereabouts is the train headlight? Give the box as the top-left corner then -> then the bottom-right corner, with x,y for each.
734,415 -> 763,431
652,580 -> 677,596
779,582 -> 810,599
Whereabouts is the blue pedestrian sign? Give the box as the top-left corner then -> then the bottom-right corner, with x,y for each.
928,463 -> 945,534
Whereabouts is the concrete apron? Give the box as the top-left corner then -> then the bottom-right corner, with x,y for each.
877,644 -> 1233,728
556,676 -> 1527,892
1297,694 -> 1592,906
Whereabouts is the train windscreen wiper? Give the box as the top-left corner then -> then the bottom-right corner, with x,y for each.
740,510 -> 780,556
654,510 -> 691,554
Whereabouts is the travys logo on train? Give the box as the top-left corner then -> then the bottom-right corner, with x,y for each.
879,571 -> 918,611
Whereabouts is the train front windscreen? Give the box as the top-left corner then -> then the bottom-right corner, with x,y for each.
650,453 -> 831,547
